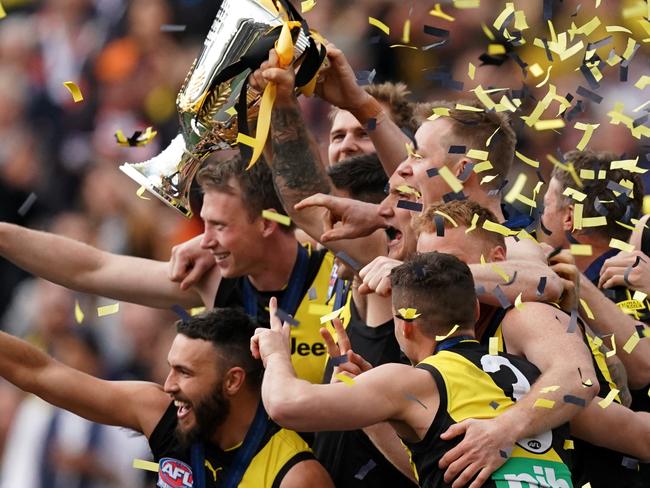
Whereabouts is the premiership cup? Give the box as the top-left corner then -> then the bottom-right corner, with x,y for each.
119,0 -> 325,217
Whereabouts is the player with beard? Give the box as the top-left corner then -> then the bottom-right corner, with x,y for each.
0,308 -> 333,488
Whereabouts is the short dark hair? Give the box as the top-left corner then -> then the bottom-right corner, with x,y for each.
415,99 -> 516,191
390,252 -> 477,337
327,153 -> 388,204
415,200 -> 506,250
196,155 -> 293,231
551,150 -> 644,242
176,308 -> 263,388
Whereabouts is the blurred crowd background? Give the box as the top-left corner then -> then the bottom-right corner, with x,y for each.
0,0 -> 647,486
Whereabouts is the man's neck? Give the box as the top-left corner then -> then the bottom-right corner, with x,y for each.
211,388 -> 261,451
461,188 -> 504,221
248,232 -> 300,291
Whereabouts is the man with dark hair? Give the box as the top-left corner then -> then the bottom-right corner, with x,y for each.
0,154 -> 350,385
252,254 -> 575,488
327,153 -> 388,205
0,307 -> 333,487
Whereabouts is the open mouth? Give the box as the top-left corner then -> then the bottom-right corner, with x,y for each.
213,252 -> 230,263
385,226 -> 403,247
174,400 -> 193,420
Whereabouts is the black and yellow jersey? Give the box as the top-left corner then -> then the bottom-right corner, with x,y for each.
403,340 -> 573,488
214,244 -> 352,384
149,402 -> 314,488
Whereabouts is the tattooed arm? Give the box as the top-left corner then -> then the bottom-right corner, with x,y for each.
253,49 -> 386,266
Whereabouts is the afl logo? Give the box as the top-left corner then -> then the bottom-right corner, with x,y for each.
516,430 -> 552,454
157,458 -> 193,488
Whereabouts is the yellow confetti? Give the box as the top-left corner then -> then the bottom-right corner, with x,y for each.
493,3 -> 515,30
455,103 -> 483,112
434,210 -> 458,227
398,308 -> 421,320
467,149 -> 489,160
225,106 -> 237,116
635,75 -> 650,89
580,169 -> 595,179
63,81 -> 84,103
396,184 -> 422,198
473,160 -> 493,173
573,203 -> 584,230
262,210 -> 291,226
236,132 -> 256,147
633,290 -> 648,303
368,17 -> 390,35
485,127 -> 500,147
609,238 -> 634,253
583,216 -> 607,228
389,43 -> 418,50
132,459 -> 159,472
483,220 -> 517,236
468,62 -> 476,80
489,336 -> 499,355
598,388 -> 620,408
534,398 -> 556,409
540,385 -> 560,393
136,186 -> 150,200
504,172 -> 536,208
335,372 -> 355,386
97,303 -> 120,317
466,213 -> 479,234
623,332 -> 640,354
491,264 -> 510,283
563,187 -> 587,202
529,63 -> 544,77
564,440 -> 574,450
575,123 -> 599,151
606,25 -> 632,34
438,166 -> 463,193
515,151 -> 540,168
402,19 -> 411,44
0,2 -> 6,19
570,244 -> 593,256
514,292 -> 524,309
534,119 -> 565,131
301,0 -> 316,13
454,0 -> 480,8
605,334 -> 617,358
435,324 -> 460,341
190,306 -> 205,316
319,306 -> 345,324
611,157 -> 647,174
429,4 -> 455,21
488,44 -> 506,56
535,65 -> 553,88
74,301 -> 84,324
514,10 -> 528,31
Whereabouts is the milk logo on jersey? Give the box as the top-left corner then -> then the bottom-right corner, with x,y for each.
157,458 -> 193,488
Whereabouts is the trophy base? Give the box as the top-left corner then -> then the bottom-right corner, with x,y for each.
120,135 -> 192,218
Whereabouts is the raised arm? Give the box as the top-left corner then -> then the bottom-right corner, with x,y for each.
254,50 -> 385,266
315,44 -> 409,175
0,330 -> 169,438
0,222 -> 205,309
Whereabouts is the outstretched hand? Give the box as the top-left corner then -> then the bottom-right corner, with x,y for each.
294,193 -> 384,242
320,318 -> 372,383
251,297 -> 292,367
314,43 -> 371,115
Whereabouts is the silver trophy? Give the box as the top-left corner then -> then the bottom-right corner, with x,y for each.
120,0 -> 324,217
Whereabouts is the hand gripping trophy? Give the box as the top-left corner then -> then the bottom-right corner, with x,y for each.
119,0 -> 326,217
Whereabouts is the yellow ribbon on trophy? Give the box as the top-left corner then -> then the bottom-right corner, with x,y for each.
240,21 -> 298,169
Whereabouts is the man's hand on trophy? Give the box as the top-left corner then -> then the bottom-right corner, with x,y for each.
169,234 -> 216,291
314,44 -> 375,120
249,48 -> 297,104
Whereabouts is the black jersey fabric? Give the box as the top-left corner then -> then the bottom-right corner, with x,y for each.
313,300 -> 415,487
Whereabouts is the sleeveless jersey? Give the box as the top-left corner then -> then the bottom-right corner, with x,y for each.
149,402 -> 314,488
214,245 -> 352,384
404,340 -> 573,488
